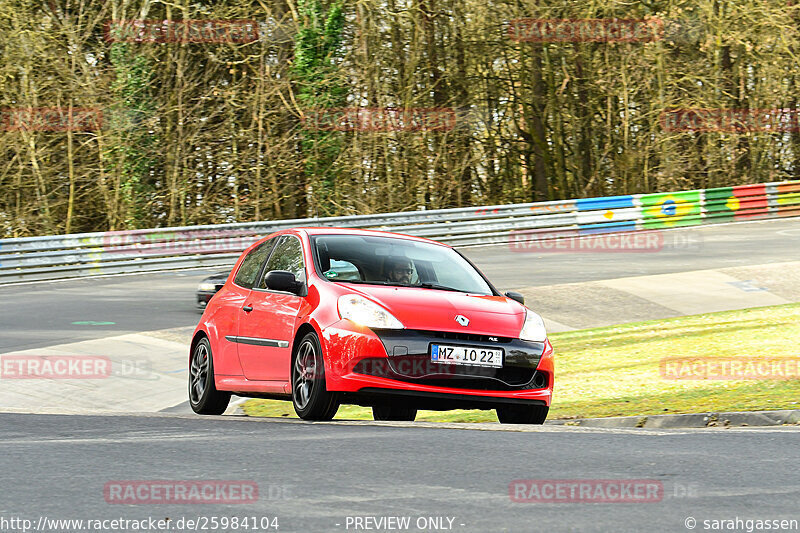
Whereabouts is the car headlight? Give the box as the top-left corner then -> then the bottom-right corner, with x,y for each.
338,295 -> 404,329
519,310 -> 547,342
198,282 -> 217,292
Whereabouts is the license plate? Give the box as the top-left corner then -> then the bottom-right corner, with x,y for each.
430,344 -> 503,368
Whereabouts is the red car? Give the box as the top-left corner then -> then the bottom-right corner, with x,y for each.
188,228 -> 553,423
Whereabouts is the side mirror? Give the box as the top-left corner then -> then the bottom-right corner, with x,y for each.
264,270 -> 302,294
504,291 -> 525,305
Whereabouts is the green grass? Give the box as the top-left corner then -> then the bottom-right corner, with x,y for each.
242,303 -> 800,422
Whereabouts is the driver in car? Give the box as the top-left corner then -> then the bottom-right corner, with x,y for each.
385,257 -> 414,285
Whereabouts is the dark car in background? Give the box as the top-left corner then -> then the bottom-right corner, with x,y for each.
196,271 -> 230,310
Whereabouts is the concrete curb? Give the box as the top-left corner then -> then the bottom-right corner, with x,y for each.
546,409 -> 800,428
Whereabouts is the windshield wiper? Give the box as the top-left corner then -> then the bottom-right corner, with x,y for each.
335,279 -> 470,293
416,282 -> 467,293
334,279 -> 392,286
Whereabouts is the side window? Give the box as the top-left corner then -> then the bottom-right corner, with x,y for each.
233,240 -> 274,289
323,259 -> 362,281
258,236 -> 306,288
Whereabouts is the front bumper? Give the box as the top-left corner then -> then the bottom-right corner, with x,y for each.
340,388 -> 549,411
321,321 -> 553,407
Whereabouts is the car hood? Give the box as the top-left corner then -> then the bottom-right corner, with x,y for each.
346,285 -> 526,337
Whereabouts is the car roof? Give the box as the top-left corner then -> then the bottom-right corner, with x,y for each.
291,227 -> 450,247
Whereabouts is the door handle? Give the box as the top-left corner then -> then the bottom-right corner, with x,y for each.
242,305 -> 253,312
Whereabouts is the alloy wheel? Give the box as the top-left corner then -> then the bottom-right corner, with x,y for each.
189,342 -> 209,404
293,340 -> 318,410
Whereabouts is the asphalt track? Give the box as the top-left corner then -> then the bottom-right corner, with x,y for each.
1,217 -> 798,352
465,217 -> 800,287
2,413 -> 800,533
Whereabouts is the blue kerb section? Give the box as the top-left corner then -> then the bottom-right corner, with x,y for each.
578,222 -> 637,235
576,195 -> 634,211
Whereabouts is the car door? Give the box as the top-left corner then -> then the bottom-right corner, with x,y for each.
212,239 -> 275,376
237,235 -> 307,382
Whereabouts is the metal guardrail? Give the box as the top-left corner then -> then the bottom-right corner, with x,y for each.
1,180 -> 798,283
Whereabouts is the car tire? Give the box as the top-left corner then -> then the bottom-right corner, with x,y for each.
496,404 -> 549,424
372,405 -> 417,421
189,337 -> 231,415
292,332 -> 340,421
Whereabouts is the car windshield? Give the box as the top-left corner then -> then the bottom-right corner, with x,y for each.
311,234 -> 494,295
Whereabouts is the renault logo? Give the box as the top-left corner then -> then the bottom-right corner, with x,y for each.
455,315 -> 469,327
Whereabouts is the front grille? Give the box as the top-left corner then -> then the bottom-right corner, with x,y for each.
366,329 -> 545,391
353,356 -> 537,391
401,378 -> 526,391
425,330 -> 513,344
